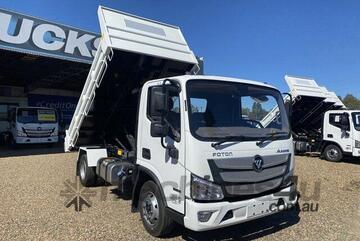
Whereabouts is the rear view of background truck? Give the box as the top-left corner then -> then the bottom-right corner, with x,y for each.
65,6 -> 298,237
265,75 -> 360,162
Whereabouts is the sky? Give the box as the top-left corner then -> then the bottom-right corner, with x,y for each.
1,0 -> 360,97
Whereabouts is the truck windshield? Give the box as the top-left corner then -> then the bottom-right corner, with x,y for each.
186,79 -> 290,141
352,112 -> 360,131
17,108 -> 57,124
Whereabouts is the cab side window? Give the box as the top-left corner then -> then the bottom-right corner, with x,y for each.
166,91 -> 181,140
329,114 -> 342,129
147,87 -> 181,141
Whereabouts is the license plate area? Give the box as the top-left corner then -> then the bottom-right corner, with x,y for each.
248,201 -> 277,217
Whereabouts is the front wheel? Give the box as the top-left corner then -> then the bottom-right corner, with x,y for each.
139,181 -> 174,237
324,144 -> 343,162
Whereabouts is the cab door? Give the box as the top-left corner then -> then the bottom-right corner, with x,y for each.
326,112 -> 353,153
137,82 -> 186,214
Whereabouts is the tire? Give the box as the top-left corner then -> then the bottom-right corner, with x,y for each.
78,154 -> 97,187
324,144 -> 343,162
139,180 -> 174,237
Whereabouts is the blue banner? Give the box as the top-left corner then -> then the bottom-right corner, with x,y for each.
28,94 -> 78,125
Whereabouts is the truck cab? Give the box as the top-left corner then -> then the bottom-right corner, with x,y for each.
135,75 -> 298,232
9,107 -> 59,145
322,110 -> 360,161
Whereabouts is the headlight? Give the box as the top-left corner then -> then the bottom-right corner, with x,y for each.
17,130 -> 27,137
191,174 -> 224,201
355,140 -> 360,148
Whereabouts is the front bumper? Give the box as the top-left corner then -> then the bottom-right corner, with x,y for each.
15,136 -> 58,144
184,184 -> 298,232
352,147 -> 360,157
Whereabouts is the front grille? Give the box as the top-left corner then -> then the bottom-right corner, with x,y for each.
208,153 -> 290,197
24,128 -> 54,138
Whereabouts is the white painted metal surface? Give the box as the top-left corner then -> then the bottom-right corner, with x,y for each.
328,91 -> 346,108
319,86 -> 345,108
78,147 -> 108,167
64,42 -> 111,151
284,75 -> 326,99
97,6 -> 198,66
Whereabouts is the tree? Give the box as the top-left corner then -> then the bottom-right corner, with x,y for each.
342,94 -> 360,110
249,102 -> 268,120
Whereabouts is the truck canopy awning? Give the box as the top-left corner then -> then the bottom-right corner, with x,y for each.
0,48 -> 90,92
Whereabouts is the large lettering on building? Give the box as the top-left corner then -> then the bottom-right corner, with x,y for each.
0,8 -> 100,63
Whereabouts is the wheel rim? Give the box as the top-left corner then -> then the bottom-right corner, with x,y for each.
328,148 -> 339,160
80,161 -> 86,181
142,191 -> 159,226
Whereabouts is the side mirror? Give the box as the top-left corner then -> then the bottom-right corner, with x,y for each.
149,87 -> 168,118
340,113 -> 350,131
150,121 -> 169,138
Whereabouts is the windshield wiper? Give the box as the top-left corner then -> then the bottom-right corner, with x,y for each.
256,131 -> 289,146
211,135 -> 246,148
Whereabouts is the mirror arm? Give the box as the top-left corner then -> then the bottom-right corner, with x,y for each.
160,136 -> 167,149
283,92 -> 292,130
163,118 -> 180,141
162,78 -> 181,91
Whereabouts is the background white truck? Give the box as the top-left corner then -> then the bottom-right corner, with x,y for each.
65,6 -> 298,237
8,106 -> 58,146
265,75 -> 360,162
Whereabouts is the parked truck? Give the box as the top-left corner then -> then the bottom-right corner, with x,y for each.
8,106 -> 58,146
65,6 -> 298,237
265,75 -> 360,162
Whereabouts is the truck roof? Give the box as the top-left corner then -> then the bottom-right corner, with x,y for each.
148,75 -> 279,90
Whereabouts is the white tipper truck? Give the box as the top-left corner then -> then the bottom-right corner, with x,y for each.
264,75 -> 360,162
65,6 -> 298,237
321,110 -> 360,161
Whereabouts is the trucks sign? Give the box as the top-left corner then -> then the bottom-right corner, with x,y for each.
0,8 -> 100,63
